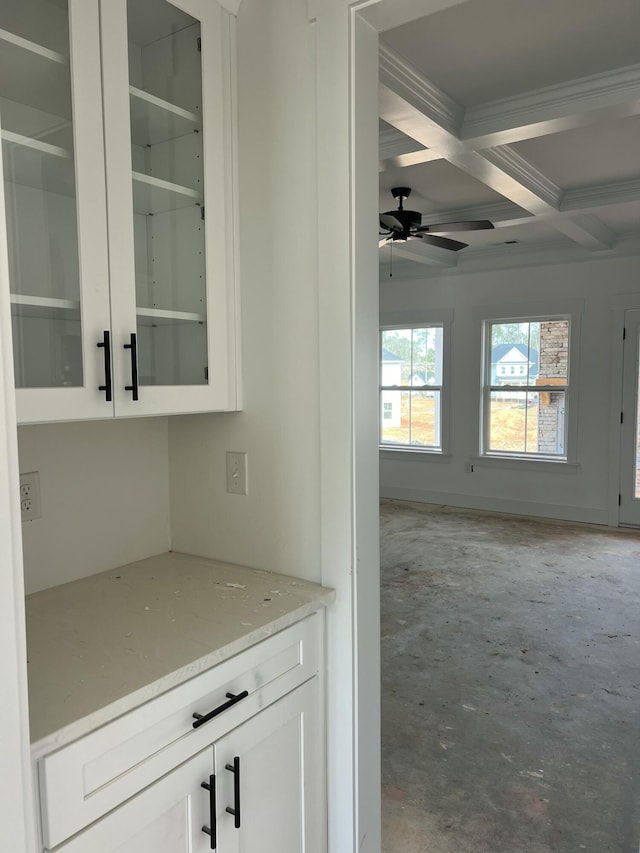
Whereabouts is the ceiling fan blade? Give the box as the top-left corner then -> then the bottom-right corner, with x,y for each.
380,213 -> 403,232
417,220 -> 494,234
418,233 -> 468,252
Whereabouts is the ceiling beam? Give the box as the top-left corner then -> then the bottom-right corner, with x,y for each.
379,148 -> 443,172
379,241 -> 458,268
379,43 -> 618,251
462,64 -> 640,148
415,177 -> 640,227
562,177 -> 640,214
378,125 -> 427,160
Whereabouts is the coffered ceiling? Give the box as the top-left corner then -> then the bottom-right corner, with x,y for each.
378,0 -> 640,275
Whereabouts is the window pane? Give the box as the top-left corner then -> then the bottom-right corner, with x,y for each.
380,389 -> 441,449
381,329 -> 412,386
488,390 -> 565,455
490,322 -> 537,387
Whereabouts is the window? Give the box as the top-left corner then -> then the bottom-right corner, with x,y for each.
483,318 -> 569,459
380,325 -> 444,450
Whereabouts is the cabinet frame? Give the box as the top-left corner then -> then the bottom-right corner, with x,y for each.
6,0 -> 240,424
100,0 -> 240,417
11,0 -> 112,424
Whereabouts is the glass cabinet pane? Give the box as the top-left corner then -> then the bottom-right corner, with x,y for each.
127,0 -> 208,387
0,0 -> 83,388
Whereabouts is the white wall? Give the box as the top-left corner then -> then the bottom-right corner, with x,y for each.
168,0 -> 321,581
18,418 -> 171,594
380,254 -> 640,524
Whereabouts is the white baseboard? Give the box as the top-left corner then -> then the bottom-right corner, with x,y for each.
379,486 -> 610,526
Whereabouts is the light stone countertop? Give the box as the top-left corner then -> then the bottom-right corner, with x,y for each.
26,552 -> 334,756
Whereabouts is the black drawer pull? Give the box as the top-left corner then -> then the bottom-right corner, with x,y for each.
201,774 -> 216,849
97,330 -> 112,402
124,332 -> 138,400
225,756 -> 241,829
192,690 -> 249,729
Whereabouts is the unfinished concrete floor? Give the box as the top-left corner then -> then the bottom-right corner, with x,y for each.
380,499 -> 640,853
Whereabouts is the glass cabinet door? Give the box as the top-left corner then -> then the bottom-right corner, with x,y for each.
102,0 -> 238,416
0,0 -> 111,422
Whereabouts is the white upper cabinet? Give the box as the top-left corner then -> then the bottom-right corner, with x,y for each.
0,0 -> 239,423
1,0 -> 111,423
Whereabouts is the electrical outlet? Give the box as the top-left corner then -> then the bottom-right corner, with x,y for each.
19,471 -> 41,521
226,451 -> 248,495
464,462 -> 474,473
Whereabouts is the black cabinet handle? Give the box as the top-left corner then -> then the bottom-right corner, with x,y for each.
225,757 -> 241,829
201,774 -> 216,849
193,691 -> 248,729
124,332 -> 138,400
97,330 -> 112,402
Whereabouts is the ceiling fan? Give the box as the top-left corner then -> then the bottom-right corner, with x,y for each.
379,187 -> 494,252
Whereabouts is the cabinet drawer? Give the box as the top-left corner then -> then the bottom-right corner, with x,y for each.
39,613 -> 322,849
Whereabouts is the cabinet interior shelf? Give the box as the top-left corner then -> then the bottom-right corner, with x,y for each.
137,307 -> 206,326
0,28 -> 71,119
0,27 -> 67,66
2,129 -> 75,196
129,86 -> 201,147
132,171 -> 201,215
10,293 -> 80,320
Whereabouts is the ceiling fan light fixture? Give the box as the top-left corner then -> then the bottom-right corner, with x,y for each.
379,187 -> 495,253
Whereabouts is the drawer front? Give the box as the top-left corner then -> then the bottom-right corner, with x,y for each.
39,613 -> 322,849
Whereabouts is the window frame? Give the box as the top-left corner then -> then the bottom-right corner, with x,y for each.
478,303 -> 582,465
379,310 -> 452,457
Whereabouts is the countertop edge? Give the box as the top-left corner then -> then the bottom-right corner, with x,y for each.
30,591 -> 334,759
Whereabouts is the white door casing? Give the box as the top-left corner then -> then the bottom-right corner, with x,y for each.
619,309 -> 640,526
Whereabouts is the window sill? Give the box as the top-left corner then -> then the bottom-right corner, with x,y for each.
471,455 -> 579,473
380,448 -> 451,463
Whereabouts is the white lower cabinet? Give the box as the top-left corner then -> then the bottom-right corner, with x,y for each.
34,613 -> 327,853
214,678 -> 323,852
53,750 -> 214,853
54,680 -> 323,853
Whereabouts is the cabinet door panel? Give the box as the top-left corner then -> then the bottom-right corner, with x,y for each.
215,679 -> 325,853
101,0 -> 238,417
55,749 -> 214,853
0,0 -> 112,423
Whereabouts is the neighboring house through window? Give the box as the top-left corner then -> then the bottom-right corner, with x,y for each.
380,325 -> 444,451
483,318 -> 570,459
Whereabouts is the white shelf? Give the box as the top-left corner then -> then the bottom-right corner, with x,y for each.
0,98 -> 72,148
2,130 -> 75,196
0,28 -> 66,65
132,171 -> 201,215
0,29 -> 71,119
129,86 -> 200,147
10,293 -> 80,320
137,307 -> 206,326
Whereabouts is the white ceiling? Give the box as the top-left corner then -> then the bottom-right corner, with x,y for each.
378,0 -> 640,274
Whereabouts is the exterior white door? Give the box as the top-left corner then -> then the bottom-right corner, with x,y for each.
56,748 -> 214,853
619,309 -> 640,526
215,678 -> 324,853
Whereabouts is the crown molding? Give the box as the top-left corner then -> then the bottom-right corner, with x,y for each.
562,178 -> 640,213
481,146 -> 562,211
379,41 -> 463,137
461,63 -> 640,148
218,0 -> 242,14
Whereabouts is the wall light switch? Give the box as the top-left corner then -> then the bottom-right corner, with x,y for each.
226,452 -> 248,495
